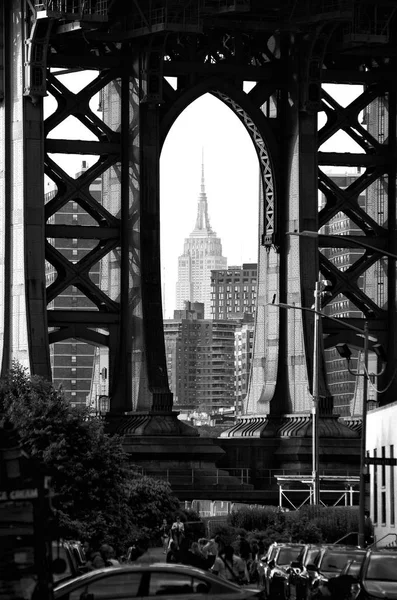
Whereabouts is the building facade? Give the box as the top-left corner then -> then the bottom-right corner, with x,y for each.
235,319 -> 255,416
367,402 -> 397,544
46,161 -> 101,406
175,159 -> 227,319
164,302 -> 237,413
211,263 -> 257,320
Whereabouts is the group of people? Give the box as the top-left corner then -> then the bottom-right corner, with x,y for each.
159,522 -> 264,587
83,542 -> 120,570
160,515 -> 186,553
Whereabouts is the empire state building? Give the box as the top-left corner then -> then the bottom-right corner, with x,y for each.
176,157 -> 227,319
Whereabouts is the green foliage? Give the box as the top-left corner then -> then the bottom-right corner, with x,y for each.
300,505 -> 359,544
0,363 -> 182,554
226,504 -> 359,548
210,523 -> 237,546
228,505 -> 281,531
126,476 -> 180,532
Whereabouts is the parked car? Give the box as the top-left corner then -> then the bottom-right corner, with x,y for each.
52,539 -> 88,583
306,545 -> 366,600
285,544 -> 325,600
345,548 -> 397,600
53,563 -> 266,599
260,542 -> 306,600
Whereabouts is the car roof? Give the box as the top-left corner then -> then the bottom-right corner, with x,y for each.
367,548 -> 397,555
321,545 -> 364,553
54,563 -> 242,592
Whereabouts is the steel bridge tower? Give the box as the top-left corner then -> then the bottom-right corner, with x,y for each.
1,1 -> 396,453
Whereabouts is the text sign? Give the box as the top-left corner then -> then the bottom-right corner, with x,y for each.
0,488 -> 39,501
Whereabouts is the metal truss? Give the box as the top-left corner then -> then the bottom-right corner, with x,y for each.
4,0 -> 397,419
276,474 -> 360,510
316,61 -> 397,402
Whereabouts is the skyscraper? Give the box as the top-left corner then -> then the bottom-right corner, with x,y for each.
175,155 -> 227,319
164,302 -> 237,413
211,263 -> 257,320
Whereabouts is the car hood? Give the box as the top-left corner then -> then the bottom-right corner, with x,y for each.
319,571 -> 340,580
363,581 -> 397,599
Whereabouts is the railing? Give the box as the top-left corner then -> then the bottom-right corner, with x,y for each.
35,1 -> 108,18
139,467 -> 359,488
141,467 -> 251,487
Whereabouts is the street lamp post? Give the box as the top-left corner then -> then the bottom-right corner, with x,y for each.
359,321 -> 369,548
286,229 -> 396,545
312,281 -> 321,505
269,300 -> 377,529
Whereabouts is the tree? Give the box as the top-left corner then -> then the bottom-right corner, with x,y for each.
0,364 -> 179,553
127,476 -> 180,532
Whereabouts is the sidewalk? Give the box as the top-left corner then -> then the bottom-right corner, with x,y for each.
137,546 -> 166,564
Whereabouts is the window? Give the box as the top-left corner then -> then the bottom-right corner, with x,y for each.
68,572 -> 142,600
148,572 -> 210,595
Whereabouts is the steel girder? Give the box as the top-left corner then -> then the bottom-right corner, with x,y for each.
3,1 -> 397,418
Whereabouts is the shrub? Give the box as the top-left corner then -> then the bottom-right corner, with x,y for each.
225,504 -> 358,547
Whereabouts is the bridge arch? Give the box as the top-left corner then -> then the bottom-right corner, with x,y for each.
159,77 -> 286,417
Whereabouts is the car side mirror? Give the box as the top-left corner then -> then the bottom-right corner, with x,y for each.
269,559 -> 275,569
291,561 -> 300,568
306,564 -> 318,573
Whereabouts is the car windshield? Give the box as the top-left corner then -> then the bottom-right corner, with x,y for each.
321,552 -> 364,573
305,549 -> 321,566
277,548 -> 303,566
366,555 -> 397,582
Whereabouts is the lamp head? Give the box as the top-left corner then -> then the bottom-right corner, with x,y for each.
373,343 -> 387,363
336,343 -> 352,361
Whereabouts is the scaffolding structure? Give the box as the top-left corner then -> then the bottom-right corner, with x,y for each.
276,474 -> 360,510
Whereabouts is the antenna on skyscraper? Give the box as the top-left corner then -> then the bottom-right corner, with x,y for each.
201,146 -> 205,194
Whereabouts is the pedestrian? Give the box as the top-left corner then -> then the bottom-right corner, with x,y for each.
364,510 -> 374,547
247,541 -> 260,584
159,518 -> 170,554
170,515 -> 185,549
83,541 -> 106,570
211,545 -> 249,585
184,542 -> 207,569
100,544 -> 120,566
198,538 -> 209,558
236,532 -> 251,562
166,540 -> 180,564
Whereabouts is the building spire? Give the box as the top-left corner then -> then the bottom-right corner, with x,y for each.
193,149 -> 214,234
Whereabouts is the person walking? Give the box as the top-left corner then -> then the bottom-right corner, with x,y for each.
170,515 -> 185,550
364,510 -> 374,547
166,541 -> 180,564
211,545 -> 249,585
159,519 -> 170,554
83,541 -> 106,570
100,544 -> 120,566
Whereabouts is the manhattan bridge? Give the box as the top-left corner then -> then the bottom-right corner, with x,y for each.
2,1 -> 397,491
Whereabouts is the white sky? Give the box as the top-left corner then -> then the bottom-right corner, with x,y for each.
44,75 -> 364,319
